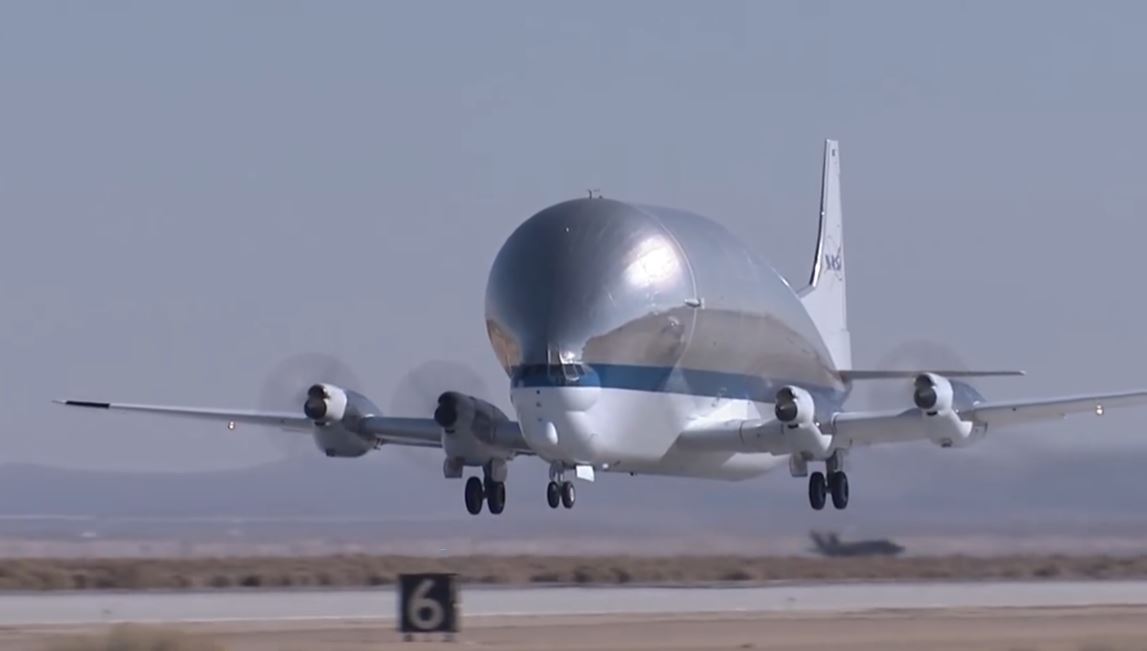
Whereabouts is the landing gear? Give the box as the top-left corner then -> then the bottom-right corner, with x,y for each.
546,461 -> 578,510
829,471 -> 849,510
546,481 -> 561,509
545,480 -> 576,509
808,471 -> 827,510
464,476 -> 484,515
459,459 -> 507,516
803,450 -> 849,511
485,477 -> 506,515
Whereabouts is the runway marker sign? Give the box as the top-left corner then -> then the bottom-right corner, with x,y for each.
398,573 -> 458,639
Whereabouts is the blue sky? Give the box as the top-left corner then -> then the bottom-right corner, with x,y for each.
2,1 -> 1146,471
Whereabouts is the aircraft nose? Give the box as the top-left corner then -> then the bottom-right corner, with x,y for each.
484,198 -> 695,373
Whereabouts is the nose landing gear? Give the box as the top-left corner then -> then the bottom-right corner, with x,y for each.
546,462 -> 578,509
545,480 -> 576,509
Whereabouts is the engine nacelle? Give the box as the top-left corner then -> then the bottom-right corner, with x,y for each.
303,383 -> 348,423
773,385 -> 832,458
911,374 -> 981,447
434,391 -> 517,450
913,373 -> 954,415
303,383 -> 377,458
774,385 -> 816,427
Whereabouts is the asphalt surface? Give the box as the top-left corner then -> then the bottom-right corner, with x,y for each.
4,580 -> 1147,625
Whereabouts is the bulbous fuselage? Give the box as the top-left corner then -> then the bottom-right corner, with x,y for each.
486,198 -> 839,392
483,198 -> 843,477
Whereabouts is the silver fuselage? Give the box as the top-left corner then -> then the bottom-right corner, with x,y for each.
484,198 -> 847,479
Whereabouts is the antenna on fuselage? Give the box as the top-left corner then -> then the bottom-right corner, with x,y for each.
586,188 -> 602,199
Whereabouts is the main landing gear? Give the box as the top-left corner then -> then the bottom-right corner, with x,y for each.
464,476 -> 508,515
807,471 -> 849,510
463,474 -> 509,515
798,450 -> 850,511
463,461 -> 508,516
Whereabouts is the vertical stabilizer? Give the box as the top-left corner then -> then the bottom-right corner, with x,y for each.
800,139 -> 852,370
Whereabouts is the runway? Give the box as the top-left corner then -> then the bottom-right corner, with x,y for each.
3,582 -> 1147,650
4,580 -> 1147,625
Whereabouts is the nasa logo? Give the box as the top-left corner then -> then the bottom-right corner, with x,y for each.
823,252 -> 841,271
823,245 -> 843,278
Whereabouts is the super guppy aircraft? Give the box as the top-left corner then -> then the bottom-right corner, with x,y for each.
58,141 -> 1147,515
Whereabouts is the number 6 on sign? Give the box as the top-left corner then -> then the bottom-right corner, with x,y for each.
398,573 -> 457,635
408,578 -> 444,630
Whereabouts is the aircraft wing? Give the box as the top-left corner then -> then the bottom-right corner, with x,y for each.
839,369 -> 1024,381
54,399 -> 446,447
832,389 -> 1147,446
959,390 -> 1147,428
55,400 -> 312,429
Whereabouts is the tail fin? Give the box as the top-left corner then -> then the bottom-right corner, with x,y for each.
800,139 -> 852,369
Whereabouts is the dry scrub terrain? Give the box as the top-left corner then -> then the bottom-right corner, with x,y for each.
38,625 -> 224,651
1,554 -> 1146,591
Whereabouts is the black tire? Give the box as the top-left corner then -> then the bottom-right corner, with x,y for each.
560,481 -> 576,509
464,476 -> 484,515
486,479 -> 506,515
829,471 -> 849,510
808,471 -> 827,511
546,481 -> 561,509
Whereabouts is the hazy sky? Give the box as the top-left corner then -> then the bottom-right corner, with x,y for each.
2,1 -> 1146,472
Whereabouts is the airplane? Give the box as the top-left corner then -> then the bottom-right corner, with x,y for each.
58,140 -> 1147,516
808,531 -> 904,557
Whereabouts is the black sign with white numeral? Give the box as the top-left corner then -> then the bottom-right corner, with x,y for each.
398,573 -> 458,634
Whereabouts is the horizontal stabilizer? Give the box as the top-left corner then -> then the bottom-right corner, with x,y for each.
839,369 -> 1025,381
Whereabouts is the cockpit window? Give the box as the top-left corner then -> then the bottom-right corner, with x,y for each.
560,363 -> 584,383
512,363 -> 593,388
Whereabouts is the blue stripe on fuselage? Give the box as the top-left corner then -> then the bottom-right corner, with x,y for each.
511,363 -> 842,403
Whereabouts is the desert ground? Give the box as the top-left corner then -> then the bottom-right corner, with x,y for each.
2,554 -> 1147,591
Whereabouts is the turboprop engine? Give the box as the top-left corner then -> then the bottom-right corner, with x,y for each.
775,386 -> 816,427
913,373 -> 954,415
301,383 -> 378,458
433,391 -> 520,449
909,374 -> 979,447
774,385 -> 832,458
430,391 -> 520,479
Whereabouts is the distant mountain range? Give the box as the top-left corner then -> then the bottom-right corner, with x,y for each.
0,444 -> 1143,554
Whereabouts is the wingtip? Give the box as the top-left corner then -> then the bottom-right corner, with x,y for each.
54,400 -> 111,409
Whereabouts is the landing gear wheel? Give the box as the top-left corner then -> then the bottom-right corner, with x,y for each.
808,471 -> 827,511
464,476 -> 485,515
546,481 -> 561,509
485,478 -> 506,515
560,481 -> 576,509
829,471 -> 849,510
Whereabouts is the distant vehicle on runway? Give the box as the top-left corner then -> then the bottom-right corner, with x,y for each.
57,140 -> 1147,516
809,531 -> 904,557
